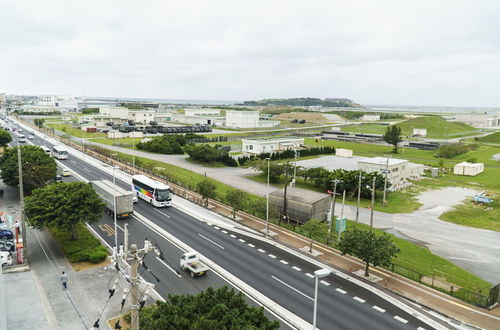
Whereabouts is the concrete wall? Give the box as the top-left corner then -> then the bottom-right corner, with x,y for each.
226,110 -> 259,128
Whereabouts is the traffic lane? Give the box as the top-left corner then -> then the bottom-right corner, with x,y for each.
145,209 -> 415,330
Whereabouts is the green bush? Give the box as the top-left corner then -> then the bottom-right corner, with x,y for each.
50,223 -> 108,263
435,143 -> 478,158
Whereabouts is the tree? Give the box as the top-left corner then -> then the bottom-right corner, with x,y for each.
196,179 -> 217,206
24,182 -> 106,240
33,118 -> 45,128
338,228 -> 400,276
140,286 -> 280,329
0,129 -> 12,147
299,219 -> 328,253
225,189 -> 246,218
0,145 -> 57,195
383,125 -> 403,153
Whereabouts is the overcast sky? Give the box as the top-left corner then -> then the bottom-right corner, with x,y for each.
1,1 -> 499,107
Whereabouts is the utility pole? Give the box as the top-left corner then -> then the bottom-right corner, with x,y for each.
327,179 -> 342,244
382,156 -> 389,207
265,158 -> 270,238
16,138 -> 28,264
130,244 -> 140,330
355,172 -> 362,222
282,159 -> 290,223
370,176 -> 376,230
337,190 -> 346,244
291,149 -> 299,187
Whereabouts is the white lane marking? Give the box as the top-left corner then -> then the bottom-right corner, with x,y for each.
83,167 -> 92,173
207,223 -> 213,226
320,280 -> 330,286
268,254 -> 277,259
271,276 -> 313,301
305,273 -> 314,278
238,239 -> 245,243
156,257 -> 182,278
248,244 -> 255,248
394,316 -> 408,324
372,306 -> 385,313
154,208 -> 171,218
258,249 -> 266,253
417,327 -> 426,330
230,234 -> 237,238
292,266 -> 301,271
197,234 -> 224,250
353,296 -> 365,303
221,230 -> 228,234
213,226 -> 220,229
280,260 -> 289,265
336,288 -> 347,294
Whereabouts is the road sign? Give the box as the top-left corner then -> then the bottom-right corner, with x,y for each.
335,217 -> 346,233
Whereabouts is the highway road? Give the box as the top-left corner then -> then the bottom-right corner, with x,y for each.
5,119 -> 445,329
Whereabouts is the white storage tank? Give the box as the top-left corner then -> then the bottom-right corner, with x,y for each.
335,148 -> 353,158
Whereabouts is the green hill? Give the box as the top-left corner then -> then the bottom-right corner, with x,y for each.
341,116 -> 479,139
477,132 -> 500,143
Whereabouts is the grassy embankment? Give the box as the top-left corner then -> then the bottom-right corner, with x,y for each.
101,149 -> 492,291
46,123 -> 107,138
475,131 -> 500,144
341,116 -> 479,139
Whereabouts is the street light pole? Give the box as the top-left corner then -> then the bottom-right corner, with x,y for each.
313,269 -> 331,329
327,180 -> 340,244
370,176 -> 376,229
265,157 -> 270,238
382,157 -> 389,207
337,190 -> 346,244
16,137 -> 28,264
355,172 -> 362,222
132,133 -> 135,174
113,166 -> 118,255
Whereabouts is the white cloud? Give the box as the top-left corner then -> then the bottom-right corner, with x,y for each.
1,0 -> 499,106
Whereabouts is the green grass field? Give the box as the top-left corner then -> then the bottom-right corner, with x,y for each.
476,132 -> 500,143
341,116 -> 478,139
46,123 -> 107,138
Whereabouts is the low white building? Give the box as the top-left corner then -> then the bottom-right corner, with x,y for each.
129,110 -> 156,124
241,137 -> 304,155
358,157 -> 424,190
99,106 -> 129,119
412,128 -> 427,137
184,108 -> 220,116
93,115 -> 128,126
448,113 -> 500,128
226,110 -> 260,128
362,114 -> 380,121
336,148 -> 353,158
453,162 -> 484,176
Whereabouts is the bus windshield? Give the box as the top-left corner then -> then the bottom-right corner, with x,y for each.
155,189 -> 171,201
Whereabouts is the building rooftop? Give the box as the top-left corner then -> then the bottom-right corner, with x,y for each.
358,157 -> 408,166
269,187 -> 328,204
242,136 -> 303,142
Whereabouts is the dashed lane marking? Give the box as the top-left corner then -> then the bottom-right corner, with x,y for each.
213,226 -> 220,229
393,316 -> 408,324
336,288 -> 347,294
230,234 -> 237,238
154,209 -> 171,219
268,254 -> 277,259
238,239 -> 245,243
305,273 -> 314,278
221,230 -> 228,234
271,276 -> 314,301
280,260 -> 289,265
207,223 -> 213,226
417,327 -> 426,330
197,233 -> 224,250
320,280 -> 330,286
353,296 -> 365,303
292,266 -> 301,271
248,244 -> 255,248
258,249 -> 266,253
372,306 -> 385,313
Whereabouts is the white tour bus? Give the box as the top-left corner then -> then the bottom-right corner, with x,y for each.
40,146 -> 51,155
52,145 -> 69,159
131,175 -> 172,207
17,134 -> 26,143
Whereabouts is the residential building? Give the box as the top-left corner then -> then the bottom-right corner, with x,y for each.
241,137 -> 304,155
358,157 -> 424,190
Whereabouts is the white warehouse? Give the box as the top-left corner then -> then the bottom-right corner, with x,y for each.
358,157 -> 424,190
241,137 -> 304,155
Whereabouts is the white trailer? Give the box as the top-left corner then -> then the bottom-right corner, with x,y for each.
180,252 -> 209,278
90,180 -> 134,219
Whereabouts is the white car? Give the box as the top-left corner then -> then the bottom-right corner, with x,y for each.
61,168 -> 72,177
0,251 -> 12,267
28,135 -> 34,140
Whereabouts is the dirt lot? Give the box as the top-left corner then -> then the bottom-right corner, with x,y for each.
271,112 -> 329,122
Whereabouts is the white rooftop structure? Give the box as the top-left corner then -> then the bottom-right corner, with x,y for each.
358,157 -> 423,190
453,162 -> 484,176
241,137 -> 304,155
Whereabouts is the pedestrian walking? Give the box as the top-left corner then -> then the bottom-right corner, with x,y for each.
61,271 -> 68,289
0,189 -> 4,198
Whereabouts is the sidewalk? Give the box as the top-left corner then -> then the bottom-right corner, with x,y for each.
0,180 -> 127,330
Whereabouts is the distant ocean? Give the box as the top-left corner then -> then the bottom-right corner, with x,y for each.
89,97 -> 500,115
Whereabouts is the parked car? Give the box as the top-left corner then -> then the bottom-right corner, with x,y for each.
55,175 -> 63,182
0,251 -> 12,268
0,229 -> 14,240
61,168 -> 72,177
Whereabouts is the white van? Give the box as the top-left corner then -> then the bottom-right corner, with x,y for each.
18,134 -> 26,143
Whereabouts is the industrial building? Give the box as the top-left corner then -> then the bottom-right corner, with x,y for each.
448,113 -> 500,128
453,162 -> 484,176
358,157 -> 424,189
269,187 -> 330,223
241,137 -> 304,155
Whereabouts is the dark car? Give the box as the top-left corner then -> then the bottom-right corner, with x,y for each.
291,119 -> 299,123
298,119 -> 306,124
0,229 -> 13,240
0,240 -> 15,252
